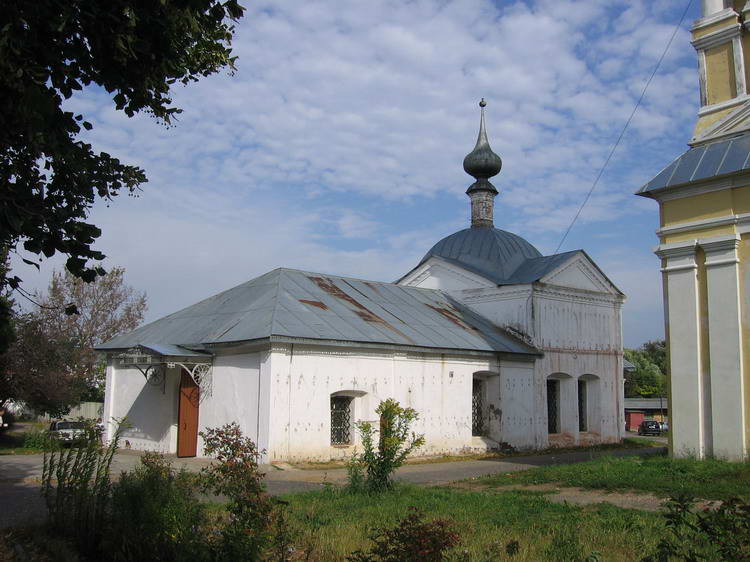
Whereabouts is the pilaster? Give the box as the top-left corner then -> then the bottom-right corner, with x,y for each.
655,241 -> 707,457
702,234 -> 747,459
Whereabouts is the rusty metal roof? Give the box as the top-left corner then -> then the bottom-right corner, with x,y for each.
98,268 -> 539,356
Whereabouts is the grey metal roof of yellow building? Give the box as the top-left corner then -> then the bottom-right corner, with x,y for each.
98,268 -> 540,357
637,132 -> 750,196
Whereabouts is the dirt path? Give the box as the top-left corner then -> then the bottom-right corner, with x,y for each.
449,481 -> 721,512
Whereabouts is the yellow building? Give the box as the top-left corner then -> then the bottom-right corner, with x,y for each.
637,0 -> 750,460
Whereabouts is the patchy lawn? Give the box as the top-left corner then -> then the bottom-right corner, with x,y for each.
291,437 -> 663,470
0,426 -> 46,455
477,454 -> 750,501
279,484 -> 665,561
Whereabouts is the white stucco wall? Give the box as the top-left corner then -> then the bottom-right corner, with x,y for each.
265,343 -> 540,462
104,350 -> 269,456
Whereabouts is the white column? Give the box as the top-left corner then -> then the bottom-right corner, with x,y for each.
102,361 -> 116,443
733,36 -> 747,97
703,0 -> 727,17
656,241 -> 706,458
702,234 -> 747,459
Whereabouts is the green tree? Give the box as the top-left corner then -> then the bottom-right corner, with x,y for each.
0,267 -> 145,412
624,348 -> 666,398
1,0 -> 244,309
641,339 -> 667,376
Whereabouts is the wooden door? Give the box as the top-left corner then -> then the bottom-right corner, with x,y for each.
177,369 -> 199,457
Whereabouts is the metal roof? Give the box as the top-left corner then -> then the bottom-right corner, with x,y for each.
637,132 -> 750,196
98,268 -> 539,356
623,358 -> 636,372
416,227 -> 542,284
134,344 -> 211,357
624,397 -> 668,410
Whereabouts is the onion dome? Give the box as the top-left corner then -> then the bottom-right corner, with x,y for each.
463,98 -> 502,194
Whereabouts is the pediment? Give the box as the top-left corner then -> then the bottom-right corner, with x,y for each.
694,99 -> 750,144
540,253 -> 620,295
397,257 -> 495,291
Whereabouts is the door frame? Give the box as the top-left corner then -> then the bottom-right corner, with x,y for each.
177,369 -> 200,457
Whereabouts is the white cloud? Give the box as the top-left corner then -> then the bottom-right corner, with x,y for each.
12,0 -> 700,346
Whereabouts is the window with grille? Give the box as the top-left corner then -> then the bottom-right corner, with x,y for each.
330,396 -> 353,445
547,379 -> 559,434
578,380 -> 587,432
472,379 -> 485,436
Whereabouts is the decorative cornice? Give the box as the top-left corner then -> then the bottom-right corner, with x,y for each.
646,171 -> 750,202
541,255 -> 614,295
696,93 -> 750,118
656,213 -> 747,236
533,285 -> 623,307
700,233 -> 741,253
692,22 -> 742,51
693,99 -> 750,144
692,8 -> 739,32
654,240 -> 698,259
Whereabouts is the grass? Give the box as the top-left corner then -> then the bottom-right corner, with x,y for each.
0,429 -> 44,455
477,453 -> 750,500
291,437 -> 664,470
279,484 -> 666,561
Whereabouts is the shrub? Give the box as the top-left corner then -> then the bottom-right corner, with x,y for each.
644,493 -> 750,561
347,399 -> 425,493
41,418 -> 124,557
107,452 -> 209,561
346,506 -> 459,562
199,423 -> 273,561
22,427 -> 56,450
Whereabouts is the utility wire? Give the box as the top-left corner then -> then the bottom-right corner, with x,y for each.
554,0 -> 694,254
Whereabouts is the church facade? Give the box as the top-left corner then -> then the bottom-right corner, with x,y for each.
637,0 -> 750,460
99,102 -> 625,462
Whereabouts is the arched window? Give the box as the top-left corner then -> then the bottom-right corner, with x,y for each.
547,379 -> 560,433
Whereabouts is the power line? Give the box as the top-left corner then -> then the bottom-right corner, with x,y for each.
554,0 -> 694,254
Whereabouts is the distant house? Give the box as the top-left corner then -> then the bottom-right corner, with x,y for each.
624,397 -> 669,432
97,102 -> 626,461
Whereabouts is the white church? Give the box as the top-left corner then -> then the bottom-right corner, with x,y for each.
99,101 -> 626,461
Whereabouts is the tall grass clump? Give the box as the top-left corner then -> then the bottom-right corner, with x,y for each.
106,452 -> 210,561
41,419 -> 123,556
347,399 -> 425,493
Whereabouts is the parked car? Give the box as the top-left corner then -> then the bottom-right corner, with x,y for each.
48,420 -> 88,445
637,420 -> 662,436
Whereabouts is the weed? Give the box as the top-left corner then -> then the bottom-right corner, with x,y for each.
41,418 -> 124,557
346,506 -> 459,562
347,399 -> 425,493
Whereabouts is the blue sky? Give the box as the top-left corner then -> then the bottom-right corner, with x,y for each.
13,0 -> 701,348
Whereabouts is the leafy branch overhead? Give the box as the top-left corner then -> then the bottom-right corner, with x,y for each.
0,0 -> 245,287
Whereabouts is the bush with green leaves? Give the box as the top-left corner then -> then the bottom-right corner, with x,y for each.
347,399 -> 425,493
644,493 -> 750,561
346,506 -> 459,562
199,422 -> 273,561
22,427 -> 56,450
106,451 -> 210,561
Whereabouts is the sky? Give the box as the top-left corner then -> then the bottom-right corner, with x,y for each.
11,0 -> 701,348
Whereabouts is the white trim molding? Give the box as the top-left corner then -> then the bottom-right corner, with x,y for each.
657,212 -> 750,238
693,7 -> 737,30
692,22 -> 741,51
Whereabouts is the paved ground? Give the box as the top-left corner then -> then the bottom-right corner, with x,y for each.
0,445 -> 666,530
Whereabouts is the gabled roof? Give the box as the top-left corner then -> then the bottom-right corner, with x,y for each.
637,132 -> 750,197
98,268 -> 539,357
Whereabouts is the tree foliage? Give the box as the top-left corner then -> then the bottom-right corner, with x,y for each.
0,267 -> 145,413
36,266 -> 146,394
624,347 -> 666,398
1,0 -> 244,289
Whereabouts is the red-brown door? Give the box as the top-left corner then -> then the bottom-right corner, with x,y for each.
177,370 -> 199,457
